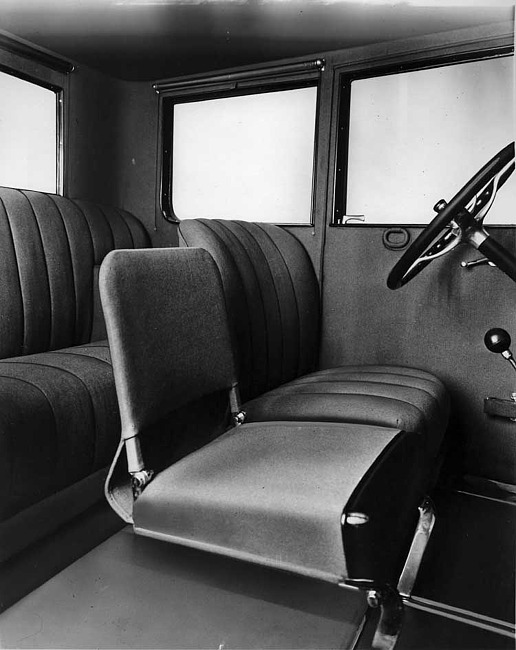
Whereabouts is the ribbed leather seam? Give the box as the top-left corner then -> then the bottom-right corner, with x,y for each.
96,205 -> 116,258
8,359 -> 99,466
54,349 -> 112,366
255,223 -> 304,381
233,222 -> 282,392
96,204 -> 129,250
20,191 -> 52,353
0,373 -> 56,502
224,221 -> 271,393
195,221 -> 259,398
277,377 -> 442,406
0,372 -> 57,437
72,201 -> 97,341
0,196 -> 24,357
252,390 -> 427,430
48,195 -> 79,344
114,206 -> 136,248
313,366 -> 443,381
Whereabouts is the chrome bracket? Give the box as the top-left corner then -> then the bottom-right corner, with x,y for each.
232,410 -> 246,427
367,585 -> 404,650
461,257 -> 495,270
131,469 -> 155,499
397,497 -> 435,598
344,579 -> 404,650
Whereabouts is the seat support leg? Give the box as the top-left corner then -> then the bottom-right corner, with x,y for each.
367,585 -> 404,650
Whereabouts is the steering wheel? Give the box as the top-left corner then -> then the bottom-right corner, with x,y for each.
387,142 -> 516,289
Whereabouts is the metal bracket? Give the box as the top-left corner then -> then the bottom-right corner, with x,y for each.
344,580 -> 404,650
461,257 -> 495,270
232,410 -> 246,426
397,498 -> 435,598
367,585 -> 404,650
131,469 -> 155,499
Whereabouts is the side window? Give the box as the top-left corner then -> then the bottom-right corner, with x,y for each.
335,55 -> 515,225
0,69 -> 61,194
161,85 -> 318,225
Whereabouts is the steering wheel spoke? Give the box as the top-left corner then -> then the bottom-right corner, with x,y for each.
387,142 -> 516,289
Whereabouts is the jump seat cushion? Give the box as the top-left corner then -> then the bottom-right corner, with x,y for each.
179,218 -> 449,459
134,421 -> 419,585
0,187 -> 150,561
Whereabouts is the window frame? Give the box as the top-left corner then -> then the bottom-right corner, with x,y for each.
158,71 -> 322,226
332,47 -> 514,229
0,64 -> 64,195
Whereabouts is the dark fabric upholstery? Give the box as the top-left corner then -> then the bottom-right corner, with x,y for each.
244,365 -> 448,459
0,342 -> 119,522
179,219 -> 449,460
179,219 -> 320,403
0,187 -> 149,359
0,187 -> 150,558
100,248 -> 237,437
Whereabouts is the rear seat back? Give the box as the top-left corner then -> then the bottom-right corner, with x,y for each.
0,187 -> 149,359
179,219 -> 320,402
0,186 -> 150,566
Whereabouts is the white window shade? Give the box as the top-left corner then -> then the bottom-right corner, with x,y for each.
346,56 -> 515,225
172,86 -> 317,224
0,71 -> 57,194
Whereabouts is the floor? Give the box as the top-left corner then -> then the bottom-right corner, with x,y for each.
0,486 -> 514,649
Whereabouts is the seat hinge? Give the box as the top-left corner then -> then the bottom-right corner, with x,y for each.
345,579 -> 404,650
232,410 -> 246,426
131,469 -> 155,499
229,384 -> 246,426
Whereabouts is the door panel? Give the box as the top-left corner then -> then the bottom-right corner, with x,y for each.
320,225 -> 516,484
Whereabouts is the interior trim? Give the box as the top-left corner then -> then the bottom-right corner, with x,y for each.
406,595 -> 515,638
0,32 -> 74,74
153,58 -> 324,95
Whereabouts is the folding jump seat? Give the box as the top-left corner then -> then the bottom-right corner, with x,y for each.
100,247 -> 442,649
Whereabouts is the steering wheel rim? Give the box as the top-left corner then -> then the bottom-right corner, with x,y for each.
387,142 -> 516,290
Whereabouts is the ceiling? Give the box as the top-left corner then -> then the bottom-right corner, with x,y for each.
0,1 -> 513,82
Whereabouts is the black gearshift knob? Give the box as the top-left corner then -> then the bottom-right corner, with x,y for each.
484,328 -> 512,354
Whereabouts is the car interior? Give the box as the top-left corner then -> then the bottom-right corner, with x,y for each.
0,1 -> 514,649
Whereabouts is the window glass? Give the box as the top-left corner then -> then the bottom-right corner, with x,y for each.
171,86 -> 317,224
344,56 -> 515,225
0,70 -> 58,193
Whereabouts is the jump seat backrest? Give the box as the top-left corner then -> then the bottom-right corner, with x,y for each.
0,187 -> 150,563
179,218 -> 449,463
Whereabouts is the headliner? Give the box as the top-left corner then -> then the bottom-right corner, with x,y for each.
0,1 -> 513,82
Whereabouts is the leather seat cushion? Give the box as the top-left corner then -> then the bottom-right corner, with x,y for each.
243,365 -> 449,460
0,341 -> 120,522
133,421 -> 416,585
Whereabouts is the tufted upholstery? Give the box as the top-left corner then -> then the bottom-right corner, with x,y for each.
179,219 -> 449,460
0,187 -> 150,561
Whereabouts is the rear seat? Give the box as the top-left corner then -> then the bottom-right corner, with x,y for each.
179,219 -> 449,463
0,187 -> 150,562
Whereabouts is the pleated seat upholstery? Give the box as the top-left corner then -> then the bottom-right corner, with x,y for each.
0,187 -> 150,561
244,366 -> 448,460
179,219 -> 449,460
0,342 -> 118,523
101,247 -> 429,592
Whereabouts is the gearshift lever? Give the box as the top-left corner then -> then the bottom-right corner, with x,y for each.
484,328 -> 516,372
484,328 -> 516,421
